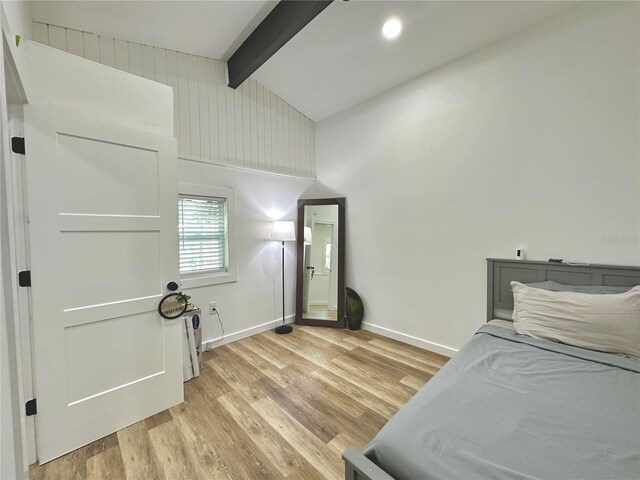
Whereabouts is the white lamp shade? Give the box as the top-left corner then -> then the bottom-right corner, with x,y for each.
270,221 -> 296,242
304,227 -> 312,245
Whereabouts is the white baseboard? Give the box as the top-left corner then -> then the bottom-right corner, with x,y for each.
362,322 -> 458,358
203,314 -> 295,351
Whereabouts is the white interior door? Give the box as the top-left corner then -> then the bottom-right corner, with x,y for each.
25,104 -> 181,463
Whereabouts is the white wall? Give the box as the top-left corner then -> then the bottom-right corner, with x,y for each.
179,161 -> 314,346
316,2 -> 640,354
1,1 -> 32,40
32,21 -> 315,178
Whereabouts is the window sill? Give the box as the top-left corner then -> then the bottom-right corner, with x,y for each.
180,270 -> 237,289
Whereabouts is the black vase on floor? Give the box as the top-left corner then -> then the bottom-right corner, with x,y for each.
345,287 -> 364,330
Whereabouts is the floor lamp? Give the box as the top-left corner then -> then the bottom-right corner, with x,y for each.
271,221 -> 296,334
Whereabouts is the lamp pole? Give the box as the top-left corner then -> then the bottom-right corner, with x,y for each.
271,221 -> 295,334
275,240 -> 293,334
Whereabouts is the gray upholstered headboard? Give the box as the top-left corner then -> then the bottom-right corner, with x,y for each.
487,258 -> 640,321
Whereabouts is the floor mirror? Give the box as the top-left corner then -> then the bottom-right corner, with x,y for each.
295,198 -> 346,328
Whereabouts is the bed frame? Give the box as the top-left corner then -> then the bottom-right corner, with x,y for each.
342,258 -> 640,480
486,258 -> 640,320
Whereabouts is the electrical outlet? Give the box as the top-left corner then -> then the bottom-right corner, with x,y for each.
209,302 -> 218,315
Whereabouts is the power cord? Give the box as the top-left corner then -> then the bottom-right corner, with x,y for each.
563,261 -> 591,267
205,308 -> 225,350
549,258 -> 591,267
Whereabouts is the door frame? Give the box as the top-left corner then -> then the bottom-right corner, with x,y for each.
1,15 -> 34,478
308,218 -> 337,309
5,104 -> 36,465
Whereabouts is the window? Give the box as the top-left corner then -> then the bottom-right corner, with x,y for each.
178,184 -> 236,288
179,195 -> 228,275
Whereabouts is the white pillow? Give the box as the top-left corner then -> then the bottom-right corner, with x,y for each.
511,281 -> 640,357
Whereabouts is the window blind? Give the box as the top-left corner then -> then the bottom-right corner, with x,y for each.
178,195 -> 228,275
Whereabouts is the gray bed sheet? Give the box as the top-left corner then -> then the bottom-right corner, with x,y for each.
362,325 -> 640,480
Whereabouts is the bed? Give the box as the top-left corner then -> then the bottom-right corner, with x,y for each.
343,259 -> 640,480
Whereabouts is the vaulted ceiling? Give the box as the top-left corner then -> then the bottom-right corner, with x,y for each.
29,1 -> 576,121
29,1 -> 277,60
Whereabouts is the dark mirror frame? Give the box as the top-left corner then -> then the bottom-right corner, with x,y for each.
295,198 -> 346,328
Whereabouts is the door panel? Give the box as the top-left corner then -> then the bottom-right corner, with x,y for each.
64,312 -> 164,404
57,133 -> 160,216
25,104 -> 181,463
59,231 -> 161,309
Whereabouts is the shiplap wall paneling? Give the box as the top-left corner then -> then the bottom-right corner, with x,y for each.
242,81 -> 251,171
83,32 -> 100,63
233,72 -> 243,167
197,56 -> 210,162
66,28 -> 83,57
206,58 -> 220,166
32,22 -> 316,179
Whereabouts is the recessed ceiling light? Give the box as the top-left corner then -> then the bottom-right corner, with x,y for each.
382,18 -> 402,40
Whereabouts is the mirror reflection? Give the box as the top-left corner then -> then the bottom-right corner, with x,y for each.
302,205 -> 339,321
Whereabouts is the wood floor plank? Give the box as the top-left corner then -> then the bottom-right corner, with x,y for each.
354,339 -> 443,376
170,401 -> 238,479
298,326 -> 360,350
285,374 -> 368,435
333,408 -> 388,450
291,372 -> 367,419
295,328 -> 353,357
85,433 -> 119,459
144,410 -> 173,431
206,347 -> 272,404
167,407 -> 241,480
31,453 -> 65,480
342,329 -> 380,342
177,384 -> 284,480
147,418 -> 203,480
208,345 -> 264,383
327,409 -> 387,456
253,377 -> 343,444
326,355 -> 414,407
117,421 -> 165,480
252,396 -> 344,480
188,360 -> 234,401
30,326 -> 448,480
86,446 -> 126,480
226,340 -> 309,388
259,329 -> 344,368
309,368 -> 399,418
340,335 -> 377,349
368,337 -> 449,367
28,464 -> 46,480
218,391 -> 323,479
345,346 -> 433,383
254,332 -> 322,372
252,332 -> 317,369
241,335 -> 293,369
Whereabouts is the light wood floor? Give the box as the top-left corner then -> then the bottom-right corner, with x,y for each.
30,326 -> 448,480
302,305 -> 338,321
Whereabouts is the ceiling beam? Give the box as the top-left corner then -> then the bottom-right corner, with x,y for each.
227,0 -> 333,89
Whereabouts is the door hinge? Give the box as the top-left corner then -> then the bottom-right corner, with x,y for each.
11,137 -> 25,155
18,270 -> 31,287
25,398 -> 37,416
